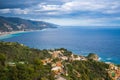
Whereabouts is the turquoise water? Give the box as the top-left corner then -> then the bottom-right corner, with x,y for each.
0,31 -> 28,40
0,27 -> 120,64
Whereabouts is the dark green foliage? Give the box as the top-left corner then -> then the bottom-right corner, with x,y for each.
0,53 -> 6,66
0,42 -> 51,62
0,42 -> 113,80
66,60 -> 112,80
0,42 -> 54,80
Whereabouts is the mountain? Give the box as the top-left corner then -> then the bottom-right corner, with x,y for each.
0,16 -> 57,32
0,41 -> 120,80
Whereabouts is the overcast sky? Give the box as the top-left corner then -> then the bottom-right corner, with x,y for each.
0,0 -> 120,26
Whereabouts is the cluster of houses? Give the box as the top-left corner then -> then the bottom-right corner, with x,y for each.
49,50 -> 87,61
41,50 -> 120,80
41,50 -> 87,77
106,62 -> 120,80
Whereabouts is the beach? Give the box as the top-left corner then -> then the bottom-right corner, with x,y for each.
0,31 -> 25,36
0,29 -> 47,40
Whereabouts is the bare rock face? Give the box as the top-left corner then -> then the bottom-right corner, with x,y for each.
87,53 -> 99,61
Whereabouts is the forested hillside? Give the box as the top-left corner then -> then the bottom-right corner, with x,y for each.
0,42 -> 119,80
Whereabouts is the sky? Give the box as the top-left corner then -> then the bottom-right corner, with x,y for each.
0,0 -> 120,26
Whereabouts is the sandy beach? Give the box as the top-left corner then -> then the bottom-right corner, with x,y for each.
0,29 -> 44,38
0,31 -> 25,36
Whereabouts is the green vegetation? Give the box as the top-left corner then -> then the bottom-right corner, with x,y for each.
64,60 -> 111,80
0,41 -> 115,80
0,42 -> 54,80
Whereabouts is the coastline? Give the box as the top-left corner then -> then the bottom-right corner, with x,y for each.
0,31 -> 25,36
0,27 -> 119,65
0,30 -> 28,40
0,29 -> 49,40
0,28 -> 55,37
0,27 -> 54,36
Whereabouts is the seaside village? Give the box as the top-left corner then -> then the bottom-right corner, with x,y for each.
7,49 -> 120,80
41,50 -> 87,80
41,50 -> 120,80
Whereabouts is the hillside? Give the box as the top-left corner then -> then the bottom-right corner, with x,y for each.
0,16 -> 57,32
0,42 -> 120,80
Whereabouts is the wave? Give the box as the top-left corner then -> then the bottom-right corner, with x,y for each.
98,57 -> 102,61
106,58 -> 112,60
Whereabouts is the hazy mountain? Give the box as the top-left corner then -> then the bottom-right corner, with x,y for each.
0,16 -> 57,32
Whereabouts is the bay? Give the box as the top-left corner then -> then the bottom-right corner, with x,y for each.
0,26 -> 120,64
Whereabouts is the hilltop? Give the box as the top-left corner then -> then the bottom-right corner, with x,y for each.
0,16 -> 57,32
0,42 -> 120,80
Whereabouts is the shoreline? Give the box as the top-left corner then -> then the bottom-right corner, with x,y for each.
0,29 -> 49,40
0,30 -> 25,36
0,28 -> 55,37
0,30 -> 34,40
0,27 -> 54,36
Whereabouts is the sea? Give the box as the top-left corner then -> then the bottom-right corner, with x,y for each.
0,26 -> 120,64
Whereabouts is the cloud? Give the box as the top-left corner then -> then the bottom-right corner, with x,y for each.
0,0 -> 41,9
1,0 -> 120,15
0,8 -> 29,14
0,0 -> 120,26
13,8 -> 29,14
0,0 -> 64,9
31,0 -> 120,17
42,5 -> 58,11
58,0 -> 120,14
43,17 -> 120,26
0,9 -> 11,13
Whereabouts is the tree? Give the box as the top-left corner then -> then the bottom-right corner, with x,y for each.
0,53 -> 6,66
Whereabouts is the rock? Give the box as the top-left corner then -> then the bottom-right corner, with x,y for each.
87,53 -> 99,61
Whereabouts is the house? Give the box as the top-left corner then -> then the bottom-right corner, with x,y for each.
51,66 -> 62,75
51,61 -> 64,75
50,51 -> 63,58
61,56 -> 68,60
56,61 -> 63,67
41,58 -> 52,65
73,56 -> 81,61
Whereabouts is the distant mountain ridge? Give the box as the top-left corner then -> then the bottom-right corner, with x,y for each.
0,16 -> 57,32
